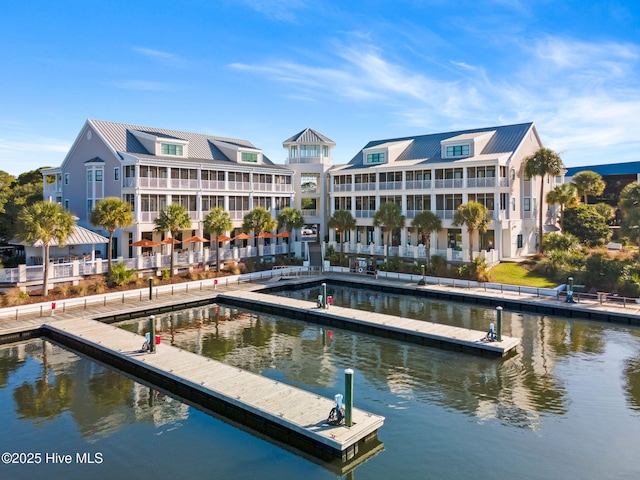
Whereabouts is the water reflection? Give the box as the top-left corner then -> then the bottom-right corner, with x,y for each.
1,339 -> 189,439
115,290 -> 615,431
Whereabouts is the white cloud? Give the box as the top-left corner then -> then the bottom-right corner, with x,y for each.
239,0 -> 310,22
133,47 -> 185,67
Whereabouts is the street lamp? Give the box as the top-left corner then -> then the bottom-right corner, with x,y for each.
418,264 -> 426,286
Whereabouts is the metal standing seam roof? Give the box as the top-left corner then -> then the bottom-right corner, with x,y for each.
10,225 -> 108,247
343,122 -> 534,170
283,127 -> 336,145
88,119 -> 277,166
565,161 -> 640,177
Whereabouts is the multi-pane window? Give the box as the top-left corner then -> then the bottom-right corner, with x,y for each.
64,173 -> 69,185
468,193 -> 495,210
202,196 -> 224,211
524,198 -> 531,211
356,196 -> 376,210
445,145 -> 469,157
406,195 -> 431,211
174,195 -> 197,212
334,197 -> 352,211
379,195 -> 402,206
228,196 -> 249,211
161,143 -> 183,156
114,168 -> 120,181
241,152 -> 258,162
124,194 -> 135,210
300,145 -> 319,157
366,152 -> 385,164
95,169 -> 103,182
87,170 -> 93,181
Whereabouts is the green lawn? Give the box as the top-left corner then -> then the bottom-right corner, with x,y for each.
490,262 -> 558,288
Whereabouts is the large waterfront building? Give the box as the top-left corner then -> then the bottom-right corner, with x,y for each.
42,119 -> 552,264
41,119 -> 295,260
327,122 -> 550,261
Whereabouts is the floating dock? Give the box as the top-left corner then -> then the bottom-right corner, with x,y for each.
217,291 -> 520,357
42,317 -> 384,464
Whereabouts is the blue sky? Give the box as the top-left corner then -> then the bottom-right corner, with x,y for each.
0,0 -> 638,176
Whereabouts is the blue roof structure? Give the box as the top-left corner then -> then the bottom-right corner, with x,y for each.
566,161 -> 640,177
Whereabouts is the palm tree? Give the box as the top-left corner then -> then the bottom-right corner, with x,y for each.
327,209 -> 356,264
411,210 -> 442,270
203,207 -> 232,272
242,207 -> 277,263
572,170 -> 605,205
154,203 -> 192,276
90,197 -> 134,273
373,202 -> 406,266
452,201 -> 490,262
524,147 -> 565,253
618,182 -> 640,263
276,207 -> 304,261
16,201 -> 74,295
546,183 -> 577,231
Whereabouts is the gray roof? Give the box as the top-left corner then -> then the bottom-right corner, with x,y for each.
283,128 -> 336,146
10,225 -> 108,247
88,119 -> 277,165
344,122 -> 534,170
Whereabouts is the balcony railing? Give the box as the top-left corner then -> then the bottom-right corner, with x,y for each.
301,209 -> 318,217
228,181 -> 251,191
201,180 -> 226,190
379,181 -> 402,190
467,177 -> 497,188
139,177 -> 169,189
405,180 -> 431,190
355,210 -> 375,218
253,182 -> 273,192
333,184 -> 352,192
286,156 -> 325,165
170,179 -> 199,189
354,183 -> 376,191
229,210 -> 249,220
274,183 -> 293,192
434,179 -> 464,189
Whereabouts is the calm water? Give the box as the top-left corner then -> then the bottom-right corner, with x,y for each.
2,285 -> 640,479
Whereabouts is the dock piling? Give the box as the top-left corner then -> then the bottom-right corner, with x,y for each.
496,306 -> 503,342
149,315 -> 156,353
345,368 -> 354,427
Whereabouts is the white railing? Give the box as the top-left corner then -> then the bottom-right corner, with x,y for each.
355,210 -> 375,218
434,179 -> 464,189
354,183 -> 376,191
406,180 -> 431,190
379,181 -> 402,190
467,178 -> 496,188
139,177 -> 169,189
332,184 -> 352,192
302,209 -> 317,217
201,180 -> 225,190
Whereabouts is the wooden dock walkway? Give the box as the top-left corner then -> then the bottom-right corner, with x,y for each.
42,316 -> 384,463
217,290 -> 520,357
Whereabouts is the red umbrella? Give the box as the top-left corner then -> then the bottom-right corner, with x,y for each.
258,232 -> 277,238
161,237 -> 181,245
232,233 -> 250,240
182,235 -> 210,243
216,235 -> 232,242
130,239 -> 160,247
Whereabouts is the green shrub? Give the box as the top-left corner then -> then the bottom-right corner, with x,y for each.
109,263 -> 136,286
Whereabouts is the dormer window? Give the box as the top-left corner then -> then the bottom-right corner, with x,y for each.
446,145 -> 469,157
161,143 -> 183,156
241,152 -> 258,163
367,152 -> 386,164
